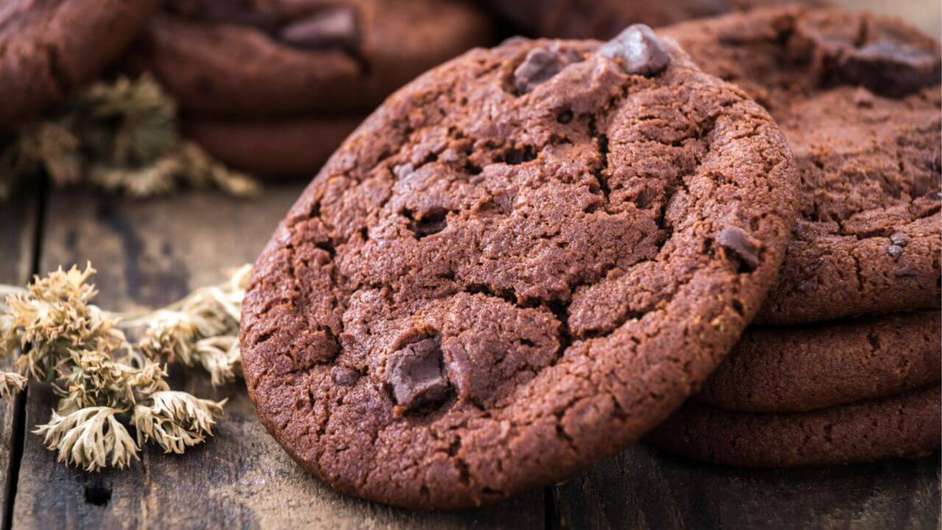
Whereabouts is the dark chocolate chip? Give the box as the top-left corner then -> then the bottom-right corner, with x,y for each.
839,40 -> 940,97
887,244 -> 904,258
331,366 -> 360,386
387,338 -> 450,412
717,226 -> 762,271
278,5 -> 359,51
556,110 -> 573,124
514,45 -> 582,94
890,231 -> 910,247
599,24 -> 670,76
801,16 -> 942,97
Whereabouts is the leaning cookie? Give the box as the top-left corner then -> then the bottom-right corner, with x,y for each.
661,6 -> 942,325
0,0 -> 157,128
241,26 -> 798,509
648,386 -> 941,467
695,311 -> 941,413
140,0 -> 493,118
186,115 -> 363,176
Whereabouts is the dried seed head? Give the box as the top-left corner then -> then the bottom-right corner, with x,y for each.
133,391 -> 226,454
33,407 -> 140,472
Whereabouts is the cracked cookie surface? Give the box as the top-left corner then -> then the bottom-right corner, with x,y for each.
0,0 -> 157,128
695,311 -> 941,413
662,6 -> 942,324
648,385 -> 941,467
240,28 -> 798,509
139,0 -> 493,117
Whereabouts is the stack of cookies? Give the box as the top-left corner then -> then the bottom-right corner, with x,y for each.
645,5 -> 941,467
0,0 -> 158,129
133,0 -> 494,177
239,3 -> 940,510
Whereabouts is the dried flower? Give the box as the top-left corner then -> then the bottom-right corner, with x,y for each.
0,263 -> 245,471
133,391 -> 226,454
34,406 -> 139,472
0,74 -> 259,200
136,265 -> 251,385
4,264 -> 125,381
0,371 -> 27,399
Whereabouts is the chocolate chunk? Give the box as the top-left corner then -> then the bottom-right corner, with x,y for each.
331,366 -> 360,386
513,45 -> 581,94
797,13 -> 941,97
717,226 -> 762,271
387,338 -> 450,412
887,244 -> 904,258
278,5 -> 359,51
890,231 -> 910,247
599,24 -> 670,76
838,40 -> 941,97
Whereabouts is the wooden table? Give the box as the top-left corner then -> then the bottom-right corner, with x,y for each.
1,184 -> 938,529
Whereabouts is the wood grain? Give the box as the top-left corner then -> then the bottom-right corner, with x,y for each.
10,188 -> 544,530
0,185 -> 39,529
554,444 -> 940,529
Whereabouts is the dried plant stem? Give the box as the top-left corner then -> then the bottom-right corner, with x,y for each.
0,263 -> 252,471
0,74 -> 260,201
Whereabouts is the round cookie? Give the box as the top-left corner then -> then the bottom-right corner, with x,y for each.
186,115 -> 363,176
661,6 -> 942,324
140,0 -> 493,118
241,26 -> 799,508
647,385 -> 941,467
695,311 -> 941,413
485,0 -> 810,40
0,0 -> 158,128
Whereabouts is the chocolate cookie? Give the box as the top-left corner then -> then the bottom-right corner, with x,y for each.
0,0 -> 157,128
661,6 -> 942,324
186,115 -> 363,176
695,311 -> 941,413
140,0 -> 493,118
241,26 -> 799,508
486,0 -> 809,40
647,385 -> 941,467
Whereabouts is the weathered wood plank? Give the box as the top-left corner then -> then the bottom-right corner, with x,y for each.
0,185 -> 40,529
554,443 -> 940,529
12,188 -> 544,529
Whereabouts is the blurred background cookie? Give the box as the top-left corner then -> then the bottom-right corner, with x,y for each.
134,0 -> 495,177
661,5 -> 941,325
185,114 -> 363,177
646,5 -> 941,470
0,0 -> 157,128
139,0 -> 493,117
483,0 -> 813,39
